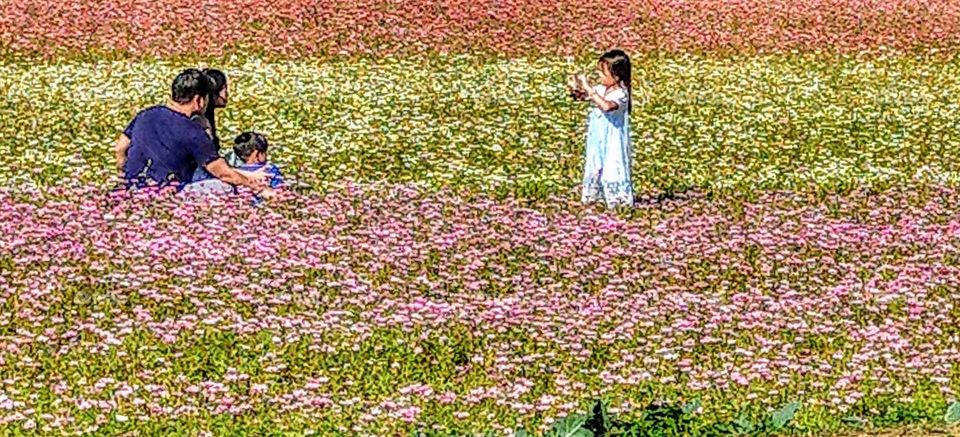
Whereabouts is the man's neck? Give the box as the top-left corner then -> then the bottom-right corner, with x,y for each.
166,101 -> 195,117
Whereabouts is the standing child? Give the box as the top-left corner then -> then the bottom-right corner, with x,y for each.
568,49 -> 635,208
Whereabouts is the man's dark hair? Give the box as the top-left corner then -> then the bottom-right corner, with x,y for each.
171,69 -> 214,104
233,132 -> 269,161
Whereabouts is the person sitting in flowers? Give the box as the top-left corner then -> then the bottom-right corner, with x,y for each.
190,69 -> 247,171
113,68 -> 273,198
190,69 -> 226,151
182,132 -> 284,202
568,49 -> 635,208
191,69 -> 236,176
231,132 -> 284,188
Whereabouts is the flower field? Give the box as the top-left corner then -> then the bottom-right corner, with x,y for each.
4,55 -> 960,198
4,0 -> 960,435
3,0 -> 960,58
3,185 -> 960,435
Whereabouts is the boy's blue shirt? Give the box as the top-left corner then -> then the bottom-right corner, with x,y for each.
191,162 -> 284,188
236,163 -> 284,188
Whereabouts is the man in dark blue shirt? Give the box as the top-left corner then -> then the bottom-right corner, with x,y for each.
113,69 -> 271,197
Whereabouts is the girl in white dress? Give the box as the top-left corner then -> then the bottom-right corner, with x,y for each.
568,49 -> 635,208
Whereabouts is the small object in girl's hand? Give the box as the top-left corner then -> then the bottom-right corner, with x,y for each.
567,75 -> 585,99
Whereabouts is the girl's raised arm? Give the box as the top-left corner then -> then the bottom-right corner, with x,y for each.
577,75 -> 620,112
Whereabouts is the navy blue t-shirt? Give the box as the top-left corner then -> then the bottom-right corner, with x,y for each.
122,106 -> 220,185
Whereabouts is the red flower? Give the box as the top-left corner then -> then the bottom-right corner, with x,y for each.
1,0 -> 958,58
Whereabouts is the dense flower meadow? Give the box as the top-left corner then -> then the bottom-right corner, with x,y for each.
1,185 -> 960,435
2,0 -> 960,58
3,55 -> 960,199
5,0 -> 960,435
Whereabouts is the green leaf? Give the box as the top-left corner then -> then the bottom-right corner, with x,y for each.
771,401 -> 801,430
515,428 -> 529,437
587,399 -> 610,433
945,401 -> 960,425
733,415 -> 755,435
682,398 -> 701,415
842,416 -> 867,427
547,413 -> 593,437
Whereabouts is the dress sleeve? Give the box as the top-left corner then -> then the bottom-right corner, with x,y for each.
606,88 -> 629,112
191,114 -> 214,140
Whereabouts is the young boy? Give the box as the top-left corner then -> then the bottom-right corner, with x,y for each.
232,132 -> 283,189
180,131 -> 282,201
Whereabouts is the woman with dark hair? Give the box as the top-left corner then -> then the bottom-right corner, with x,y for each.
191,69 -> 237,181
193,68 -> 228,147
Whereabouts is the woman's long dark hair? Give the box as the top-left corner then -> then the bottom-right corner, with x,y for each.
599,50 -> 631,113
202,68 -> 227,146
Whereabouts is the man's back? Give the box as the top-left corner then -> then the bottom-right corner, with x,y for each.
123,106 -> 218,185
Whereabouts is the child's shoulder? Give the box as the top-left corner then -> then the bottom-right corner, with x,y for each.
262,163 -> 282,174
239,163 -> 283,177
264,164 -> 284,187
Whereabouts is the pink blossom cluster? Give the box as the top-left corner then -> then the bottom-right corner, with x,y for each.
0,184 -> 959,433
2,0 -> 959,59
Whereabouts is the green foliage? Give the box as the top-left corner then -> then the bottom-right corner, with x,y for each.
945,402 -> 960,425
5,54 -> 960,199
543,399 -> 806,437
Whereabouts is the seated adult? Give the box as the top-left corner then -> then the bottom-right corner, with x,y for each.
190,69 -> 246,179
192,69 -> 227,150
113,69 -> 272,198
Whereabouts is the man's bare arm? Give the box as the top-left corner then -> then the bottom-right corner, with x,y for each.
114,134 -> 131,173
205,158 -> 268,192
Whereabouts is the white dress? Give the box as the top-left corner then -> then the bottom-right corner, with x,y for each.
581,84 -> 634,207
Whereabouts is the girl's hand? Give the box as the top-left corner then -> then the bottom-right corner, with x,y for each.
567,76 -> 584,100
576,75 -> 592,93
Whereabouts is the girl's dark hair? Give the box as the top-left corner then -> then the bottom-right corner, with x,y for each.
202,68 -> 227,146
599,49 -> 632,113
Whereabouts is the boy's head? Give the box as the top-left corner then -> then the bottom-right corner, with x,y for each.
233,132 -> 269,165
